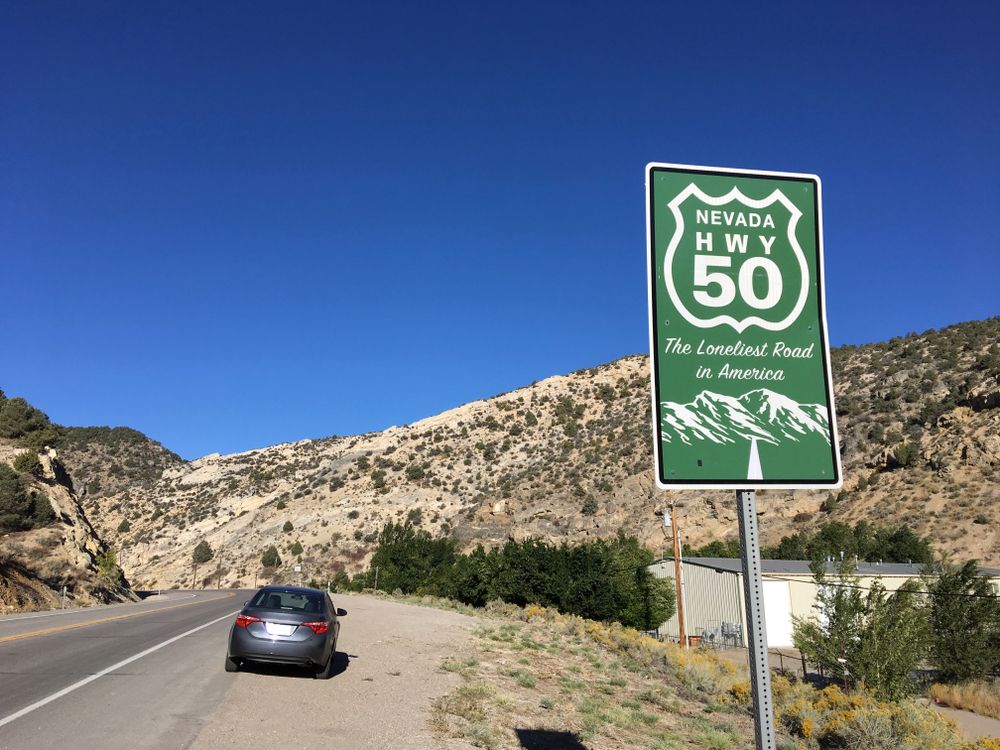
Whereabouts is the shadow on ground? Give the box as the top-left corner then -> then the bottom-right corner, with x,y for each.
235,652 -> 352,680
515,728 -> 588,749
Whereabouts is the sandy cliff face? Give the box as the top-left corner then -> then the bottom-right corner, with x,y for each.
75,318 -> 1000,590
0,445 -> 133,612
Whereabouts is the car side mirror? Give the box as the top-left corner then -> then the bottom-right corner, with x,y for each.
336,608 -> 348,617
243,601 -> 249,606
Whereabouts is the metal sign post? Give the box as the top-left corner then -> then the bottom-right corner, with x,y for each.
646,163 -> 841,750
737,489 -> 775,750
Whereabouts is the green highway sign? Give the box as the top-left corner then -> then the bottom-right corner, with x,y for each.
646,163 -> 842,489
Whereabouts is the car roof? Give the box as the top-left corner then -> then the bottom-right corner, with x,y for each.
256,585 -> 327,596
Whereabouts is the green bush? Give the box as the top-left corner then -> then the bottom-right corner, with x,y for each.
192,540 -> 214,564
924,561 -> 1000,683
289,541 -> 303,556
0,397 -> 51,439
12,452 -> 41,477
891,442 -> 920,469
261,545 -> 281,568
793,563 -> 929,700
116,518 -> 131,533
362,524 -> 675,630
282,520 -> 293,532
0,464 -> 54,531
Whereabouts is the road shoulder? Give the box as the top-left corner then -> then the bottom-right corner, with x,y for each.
191,593 -> 477,749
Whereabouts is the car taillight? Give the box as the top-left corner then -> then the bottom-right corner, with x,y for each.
303,621 -> 328,635
235,614 -> 262,628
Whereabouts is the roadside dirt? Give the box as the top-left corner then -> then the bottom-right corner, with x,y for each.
191,593 -> 478,749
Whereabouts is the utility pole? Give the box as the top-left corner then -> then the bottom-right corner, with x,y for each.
373,565 -> 380,591
668,502 -> 687,648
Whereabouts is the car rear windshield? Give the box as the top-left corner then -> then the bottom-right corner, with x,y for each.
250,589 -> 326,614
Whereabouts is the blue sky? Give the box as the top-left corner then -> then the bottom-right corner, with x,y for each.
2,2 -> 998,459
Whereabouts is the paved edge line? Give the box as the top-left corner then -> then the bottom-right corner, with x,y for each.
0,593 -> 235,644
0,609 -> 239,730
0,594 -> 198,623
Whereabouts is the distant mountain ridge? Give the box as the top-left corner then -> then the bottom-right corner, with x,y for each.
6,316 -> 1000,589
660,389 -> 831,447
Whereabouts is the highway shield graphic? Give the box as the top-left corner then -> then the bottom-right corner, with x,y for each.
646,163 -> 841,489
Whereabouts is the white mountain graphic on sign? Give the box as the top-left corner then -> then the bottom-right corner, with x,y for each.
660,389 -> 830,447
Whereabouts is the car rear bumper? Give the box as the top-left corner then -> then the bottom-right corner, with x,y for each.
228,626 -> 331,666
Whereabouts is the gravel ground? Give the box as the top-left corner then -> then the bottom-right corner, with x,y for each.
191,593 -> 478,749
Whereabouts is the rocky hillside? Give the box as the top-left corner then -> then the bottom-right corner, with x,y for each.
72,317 -> 999,590
0,444 -> 134,612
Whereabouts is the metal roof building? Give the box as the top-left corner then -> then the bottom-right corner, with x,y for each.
648,557 -> 1000,649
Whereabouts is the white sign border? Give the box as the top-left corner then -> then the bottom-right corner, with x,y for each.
645,162 -> 843,491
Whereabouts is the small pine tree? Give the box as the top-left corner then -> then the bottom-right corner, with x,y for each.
289,541 -> 303,556
12,451 -> 41,477
261,545 -> 281,568
96,547 -> 120,584
192,540 -> 214,564
282,520 -> 293,533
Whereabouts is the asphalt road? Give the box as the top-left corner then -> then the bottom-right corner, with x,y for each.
0,590 -> 477,750
0,590 -> 248,750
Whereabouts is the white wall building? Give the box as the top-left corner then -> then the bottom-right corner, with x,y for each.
648,557 -> 1000,649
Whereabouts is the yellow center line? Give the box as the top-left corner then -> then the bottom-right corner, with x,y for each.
0,593 -> 236,644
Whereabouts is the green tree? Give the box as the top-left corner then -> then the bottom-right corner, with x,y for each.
282,520 -> 293,533
688,539 -> 740,558
12,451 -> 41,477
793,563 -> 929,700
0,397 -> 50,439
289,541 -> 304,556
0,465 -> 55,531
30,491 -> 55,526
0,464 -> 31,531
192,540 -> 214,564
890,442 -> 920,469
96,547 -> 121,585
368,521 -> 457,594
261,545 -> 282,568
924,561 -> 1000,682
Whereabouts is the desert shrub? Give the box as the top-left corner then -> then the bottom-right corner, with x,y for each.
12,451 -> 41,477
192,540 -> 214,564
116,518 -> 131,533
261,545 -> 281,568
0,464 -> 54,531
282,520 -> 293,532
890,442 -> 920,469
289,541 -> 303,556
0,397 -> 51,439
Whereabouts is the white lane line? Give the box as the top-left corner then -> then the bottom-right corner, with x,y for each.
0,609 -> 238,729
0,594 -> 199,623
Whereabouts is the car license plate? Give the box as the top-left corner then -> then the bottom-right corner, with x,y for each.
265,622 -> 296,637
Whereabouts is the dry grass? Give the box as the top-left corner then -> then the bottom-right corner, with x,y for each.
426,598 -> 997,750
931,681 -> 1000,721
431,602 -> 754,749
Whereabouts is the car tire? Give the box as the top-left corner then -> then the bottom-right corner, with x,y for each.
224,655 -> 240,673
314,647 -> 336,679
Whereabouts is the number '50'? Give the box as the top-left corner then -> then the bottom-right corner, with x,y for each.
692,256 -> 783,310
